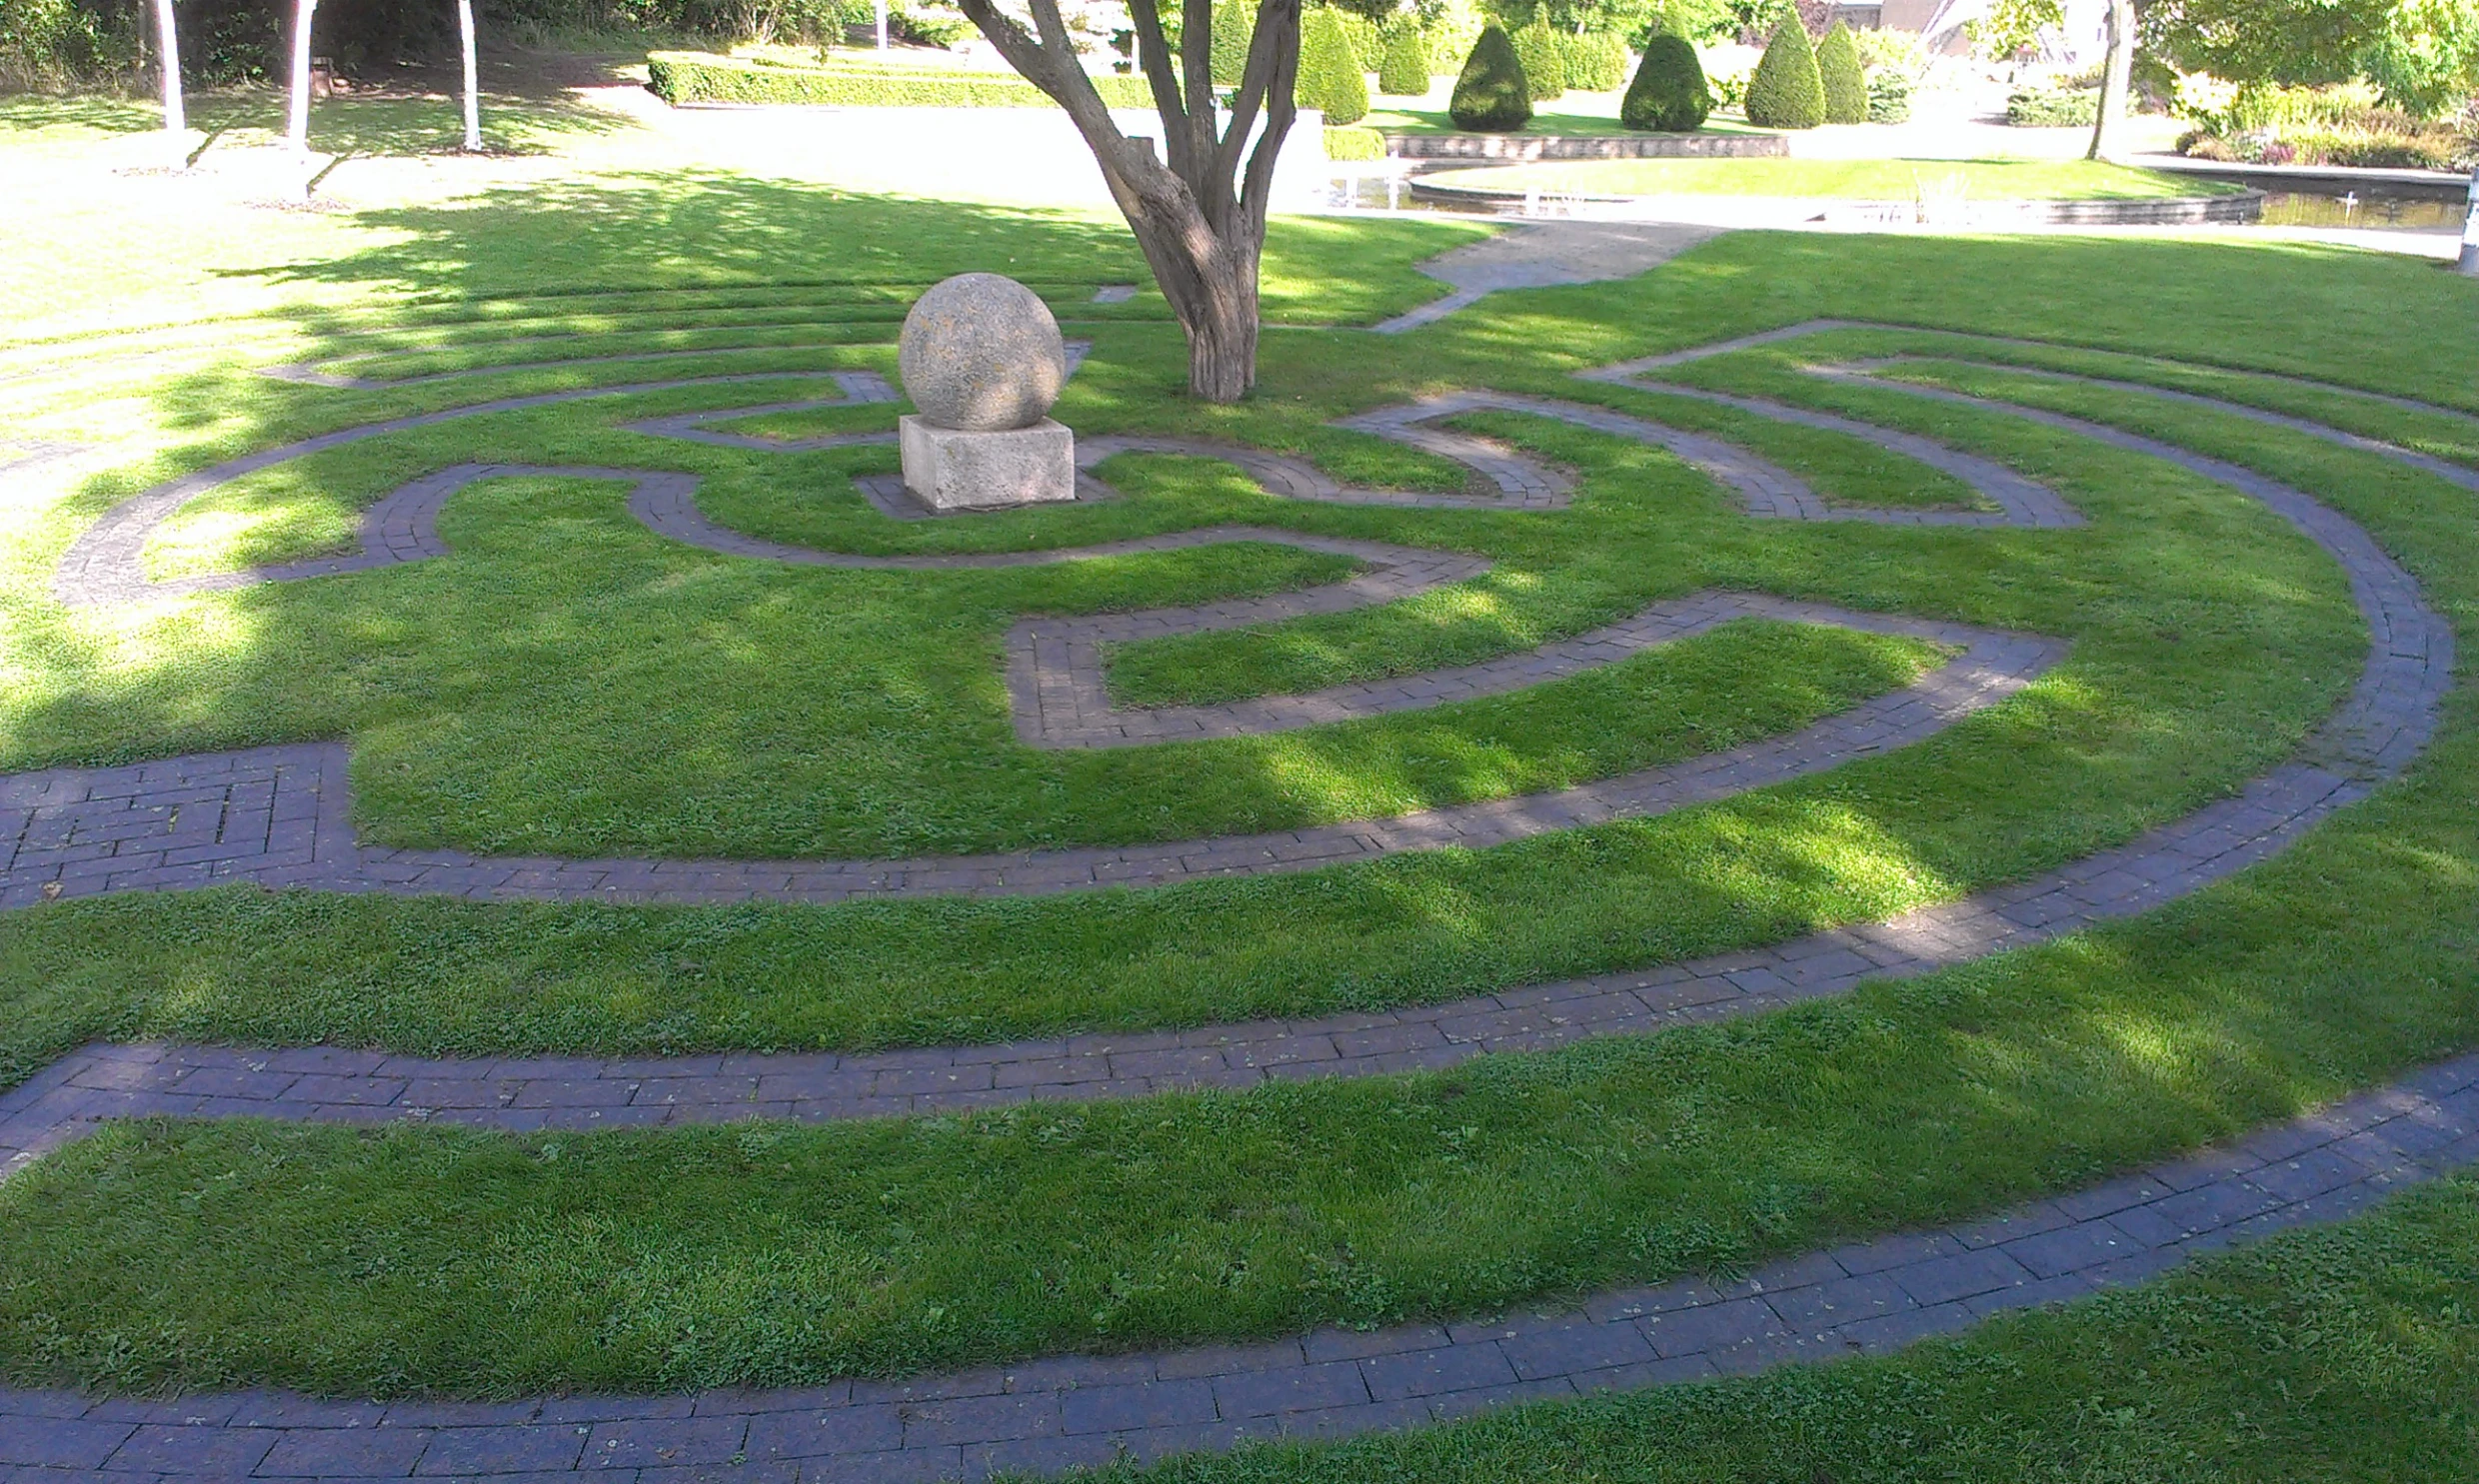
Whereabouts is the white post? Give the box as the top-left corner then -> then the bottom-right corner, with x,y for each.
2461,167 -> 2479,276
286,0 -> 318,157
876,0 -> 888,51
151,0 -> 186,156
457,0 -> 482,151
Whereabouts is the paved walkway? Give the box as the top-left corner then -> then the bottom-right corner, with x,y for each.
2,1053 -> 2473,1480
1372,222 -> 1728,334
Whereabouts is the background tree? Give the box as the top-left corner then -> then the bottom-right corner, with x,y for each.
1514,15 -> 1567,97
286,0 -> 317,155
1815,19 -> 1864,120
1449,22 -> 1533,125
455,0 -> 481,151
1297,6 -> 1370,119
1742,13 -> 1823,126
151,0 -> 186,147
1562,31 -> 1631,90
953,0 -> 1301,402
1210,0 -> 1254,83
1621,29 -> 1711,126
1378,24 -> 1430,90
2085,0 -> 2132,156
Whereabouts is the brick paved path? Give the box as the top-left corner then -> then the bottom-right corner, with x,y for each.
1,1052 -> 2472,1481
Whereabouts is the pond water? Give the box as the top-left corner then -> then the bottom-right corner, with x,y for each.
1313,171 -> 2469,236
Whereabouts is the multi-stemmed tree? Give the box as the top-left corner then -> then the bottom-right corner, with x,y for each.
951,0 -> 1302,403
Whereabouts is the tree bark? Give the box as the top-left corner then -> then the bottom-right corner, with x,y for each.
287,0 -> 319,156
151,0 -> 186,142
2085,0 -> 2134,161
457,0 -> 482,151
953,0 -> 1299,403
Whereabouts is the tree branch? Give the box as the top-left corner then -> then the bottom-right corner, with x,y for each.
1215,0 -> 1297,214
1125,0 -> 1194,175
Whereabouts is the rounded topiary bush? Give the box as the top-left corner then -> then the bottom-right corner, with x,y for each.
1513,18 -> 1566,101
1816,20 -> 1867,124
1209,0 -> 1252,85
1378,27 -> 1430,95
1562,31 -> 1629,91
1449,25 -> 1533,131
1743,17 -> 1824,129
1620,33 -> 1712,132
1296,7 -> 1370,125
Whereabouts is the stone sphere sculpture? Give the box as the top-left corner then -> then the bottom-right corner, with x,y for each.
898,273 -> 1068,433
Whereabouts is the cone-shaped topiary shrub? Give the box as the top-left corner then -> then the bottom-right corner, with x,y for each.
1562,31 -> 1629,91
1513,17 -> 1566,101
1377,26 -> 1430,95
1620,32 -> 1711,131
1449,25 -> 1532,130
1742,16 -> 1824,128
1816,20 -> 1866,123
1209,0 -> 1253,86
1296,8 -> 1370,123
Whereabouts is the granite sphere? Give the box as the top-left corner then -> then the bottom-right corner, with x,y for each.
898,273 -> 1069,433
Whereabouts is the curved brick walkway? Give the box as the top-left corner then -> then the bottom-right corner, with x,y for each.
1,1054 -> 2472,1480
52,371 -> 881,609
1600,317 -> 2479,439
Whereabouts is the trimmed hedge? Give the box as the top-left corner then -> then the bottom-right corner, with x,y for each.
1323,123 -> 1387,160
1742,18 -> 1823,129
1377,27 -> 1429,95
1620,33 -> 1711,132
2005,86 -> 2100,126
1513,18 -> 1566,102
1449,25 -> 1531,131
1296,7 -> 1369,124
1562,31 -> 1630,91
1816,21 -> 1866,124
1210,0 -> 1252,86
648,51 -> 1157,106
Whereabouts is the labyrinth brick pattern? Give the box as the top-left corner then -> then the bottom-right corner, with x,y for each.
1,321 -> 2469,1480
2,1053 -> 2474,1480
0,614 -> 2055,907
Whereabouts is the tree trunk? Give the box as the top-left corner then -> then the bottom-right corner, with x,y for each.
287,0 -> 318,157
955,0 -> 1298,403
151,0 -> 186,138
2085,0 -> 2134,161
457,0 -> 482,151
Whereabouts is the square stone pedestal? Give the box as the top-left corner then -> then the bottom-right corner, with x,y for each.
900,416 -> 1077,512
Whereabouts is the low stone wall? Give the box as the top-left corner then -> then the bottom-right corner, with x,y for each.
1387,132 -> 1788,161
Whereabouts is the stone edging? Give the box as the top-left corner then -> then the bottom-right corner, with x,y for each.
2,1053 -> 2472,1480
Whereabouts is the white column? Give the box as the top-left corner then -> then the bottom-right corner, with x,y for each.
458,0 -> 482,151
2461,167 -> 2478,277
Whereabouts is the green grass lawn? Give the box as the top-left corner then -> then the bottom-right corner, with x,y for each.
0,83 -> 2475,1453
1416,157 -> 2242,200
